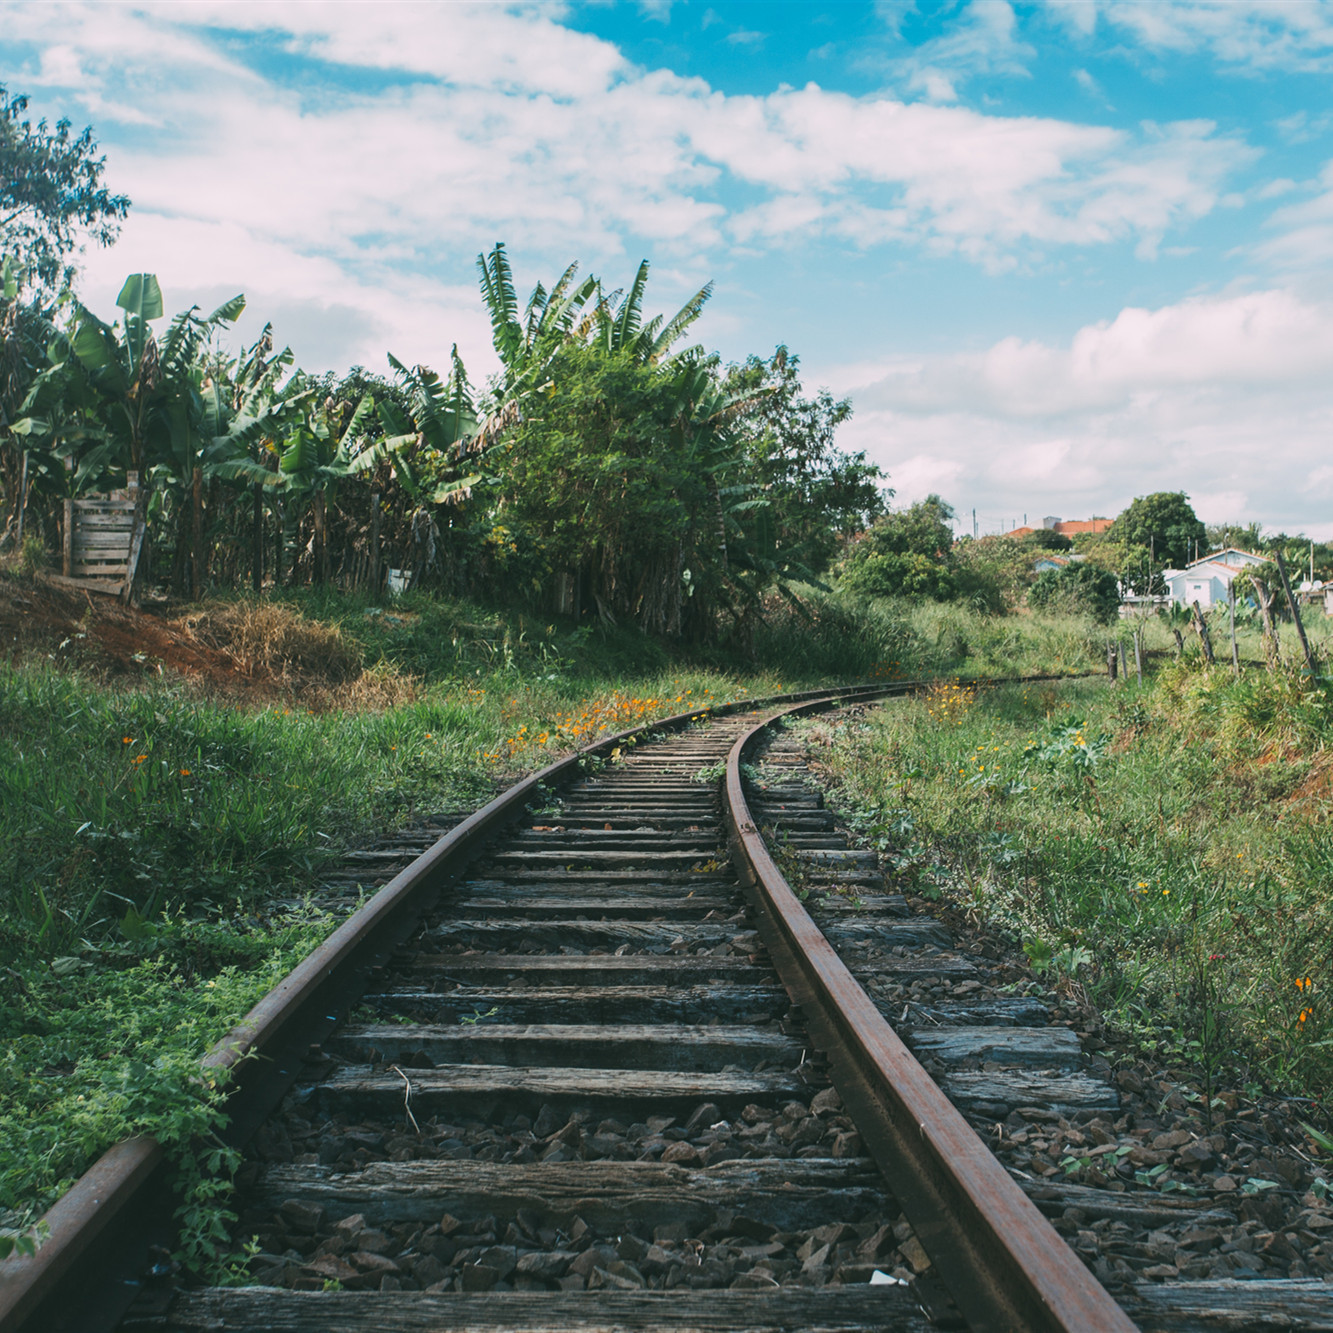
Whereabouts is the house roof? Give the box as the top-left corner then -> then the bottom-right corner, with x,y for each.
1163,561 -> 1241,582
1185,548 -> 1268,570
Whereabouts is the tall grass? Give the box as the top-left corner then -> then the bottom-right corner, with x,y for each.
817,660 -> 1333,1103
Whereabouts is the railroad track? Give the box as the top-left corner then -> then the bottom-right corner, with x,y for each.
4,685 -> 1331,1332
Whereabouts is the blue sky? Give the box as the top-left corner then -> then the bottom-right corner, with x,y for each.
5,1 -> 1333,537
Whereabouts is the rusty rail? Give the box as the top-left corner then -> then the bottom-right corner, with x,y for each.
0,681 -> 901,1333
724,696 -> 1138,1333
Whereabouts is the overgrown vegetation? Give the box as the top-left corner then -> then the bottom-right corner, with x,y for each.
818,614 -> 1333,1113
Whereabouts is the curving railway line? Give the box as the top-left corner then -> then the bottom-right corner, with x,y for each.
3,684 -> 1332,1332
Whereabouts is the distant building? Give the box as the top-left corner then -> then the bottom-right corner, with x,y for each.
1008,517 -> 1113,539
1160,549 -> 1269,608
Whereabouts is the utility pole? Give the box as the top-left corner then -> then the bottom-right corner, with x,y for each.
973,508 -> 978,539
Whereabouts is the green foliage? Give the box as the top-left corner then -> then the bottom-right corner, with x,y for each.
1027,561 -> 1121,623
837,496 -> 959,601
1109,491 -> 1207,582
0,85 -> 129,293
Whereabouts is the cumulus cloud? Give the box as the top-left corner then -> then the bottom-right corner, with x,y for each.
822,287 -> 1333,535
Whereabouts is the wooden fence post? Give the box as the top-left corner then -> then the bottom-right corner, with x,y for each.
313,491 -> 328,585
1133,628 -> 1143,684
15,450 -> 27,548
1107,641 -> 1118,682
121,471 -> 146,605
1172,627 -> 1185,657
1275,549 -> 1316,672
1191,600 -> 1216,665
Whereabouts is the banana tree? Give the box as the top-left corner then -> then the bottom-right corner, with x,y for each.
361,349 -> 486,589
476,243 -> 598,441
221,387 -> 372,584
61,274 -> 246,598
593,258 -> 712,368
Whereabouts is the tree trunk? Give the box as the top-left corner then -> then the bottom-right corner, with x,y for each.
313,491 -> 328,586
121,472 -> 148,605
1247,576 -> 1280,668
251,485 -> 264,593
191,464 -> 204,600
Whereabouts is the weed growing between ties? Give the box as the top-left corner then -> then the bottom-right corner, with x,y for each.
818,663 -> 1333,1114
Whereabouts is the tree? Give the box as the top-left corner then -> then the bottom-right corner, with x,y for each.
1109,492 -> 1206,573
1,86 -> 129,293
1028,561 -> 1121,623
724,347 -> 886,579
837,496 -> 958,601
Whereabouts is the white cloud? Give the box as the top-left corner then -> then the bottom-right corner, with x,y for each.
1070,0 -> 1333,73
891,0 -> 1037,102
1256,160 -> 1333,269
0,0 -> 1258,373
822,287 -> 1333,534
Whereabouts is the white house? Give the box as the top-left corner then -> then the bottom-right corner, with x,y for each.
1161,549 -> 1269,609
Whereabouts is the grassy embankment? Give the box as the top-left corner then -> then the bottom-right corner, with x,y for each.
815,610 -> 1333,1125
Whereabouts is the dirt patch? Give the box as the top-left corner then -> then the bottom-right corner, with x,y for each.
1287,752 -> 1333,812
0,574 -> 410,708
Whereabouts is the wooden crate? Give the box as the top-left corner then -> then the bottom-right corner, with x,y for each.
57,475 -> 140,595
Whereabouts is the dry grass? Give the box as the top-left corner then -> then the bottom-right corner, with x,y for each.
178,600 -> 362,686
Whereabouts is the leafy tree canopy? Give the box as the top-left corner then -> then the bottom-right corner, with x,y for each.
1,86 -> 129,293
1108,491 -> 1206,570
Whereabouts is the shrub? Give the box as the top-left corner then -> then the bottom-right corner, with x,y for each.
1028,562 -> 1120,624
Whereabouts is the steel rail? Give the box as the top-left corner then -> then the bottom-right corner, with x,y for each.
723,695 -> 1139,1333
0,680 -> 902,1333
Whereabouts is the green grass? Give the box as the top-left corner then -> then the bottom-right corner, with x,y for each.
816,655 -> 1333,1110
0,642 -> 782,1247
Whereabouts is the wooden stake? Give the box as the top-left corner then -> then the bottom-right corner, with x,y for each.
1275,549 -> 1316,672
1191,600 -> 1215,665
121,471 -> 146,605
1107,641 -> 1118,682
15,450 -> 27,547
1133,629 -> 1143,684
313,491 -> 328,585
